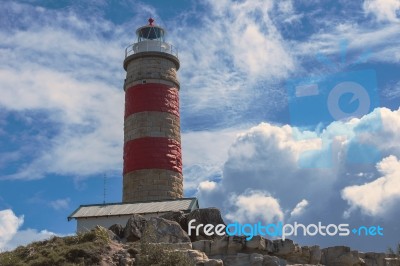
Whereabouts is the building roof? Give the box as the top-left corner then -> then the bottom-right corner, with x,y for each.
68,197 -> 199,221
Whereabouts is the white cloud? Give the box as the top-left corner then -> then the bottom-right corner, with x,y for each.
195,107 -> 400,250
198,181 -> 217,192
0,209 -> 24,250
0,0 -> 297,181
363,0 -> 400,22
383,81 -> 400,100
290,199 -> 309,217
225,190 -> 284,224
173,0 -> 295,112
3,229 -> 57,251
49,198 -> 71,211
2,0 -> 398,183
294,19 -> 400,65
342,155 -> 400,216
182,128 -> 242,191
0,2 -> 129,180
0,209 -> 61,251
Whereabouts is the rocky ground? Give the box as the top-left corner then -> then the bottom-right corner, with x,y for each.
0,208 -> 399,266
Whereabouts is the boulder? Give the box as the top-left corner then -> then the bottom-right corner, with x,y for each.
244,236 -> 274,253
186,208 -> 225,241
250,253 -> 264,265
143,217 -> 191,243
321,246 -> 364,266
384,258 -> 400,266
283,245 -> 321,264
204,259 -> 224,266
208,238 -> 229,257
221,253 -> 286,266
245,236 -> 266,251
94,225 -> 120,242
109,224 -> 124,239
123,214 -> 147,242
192,236 -> 246,256
222,253 -> 256,266
309,245 -> 321,264
272,239 -> 298,255
160,211 -> 188,232
212,236 -> 246,256
183,249 -> 224,266
360,252 -> 386,266
193,240 -> 213,255
263,255 -> 286,266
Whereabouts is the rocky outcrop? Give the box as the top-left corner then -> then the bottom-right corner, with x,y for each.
109,224 -> 124,239
321,246 -> 363,266
160,210 -> 188,231
144,216 -> 191,243
191,236 -> 322,265
101,209 -> 398,266
123,214 -> 147,242
186,208 -> 226,241
3,208 -> 397,266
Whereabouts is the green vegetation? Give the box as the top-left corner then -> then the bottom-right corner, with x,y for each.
0,225 -> 198,266
0,226 -> 110,266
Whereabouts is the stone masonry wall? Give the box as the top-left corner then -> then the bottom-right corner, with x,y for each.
122,52 -> 182,203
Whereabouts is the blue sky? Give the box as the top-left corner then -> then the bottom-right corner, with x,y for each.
0,0 -> 399,252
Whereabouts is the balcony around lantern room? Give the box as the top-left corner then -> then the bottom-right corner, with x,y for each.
124,40 -> 179,58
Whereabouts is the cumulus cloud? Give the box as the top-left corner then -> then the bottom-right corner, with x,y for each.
3,229 -> 58,251
342,155 -> 400,216
0,209 -> 61,251
290,199 -> 309,217
363,0 -> 400,22
196,107 -> 400,250
225,190 -> 284,224
182,128 -> 242,191
0,209 -> 24,250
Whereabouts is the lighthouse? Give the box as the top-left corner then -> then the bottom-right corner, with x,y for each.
68,19 -> 198,232
122,18 -> 183,202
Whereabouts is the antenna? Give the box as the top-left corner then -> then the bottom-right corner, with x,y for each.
103,173 -> 107,204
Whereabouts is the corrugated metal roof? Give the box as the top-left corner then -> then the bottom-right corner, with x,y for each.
68,198 -> 198,220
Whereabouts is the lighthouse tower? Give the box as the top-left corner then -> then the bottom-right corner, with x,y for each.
122,18 -> 183,202
68,19 -> 198,232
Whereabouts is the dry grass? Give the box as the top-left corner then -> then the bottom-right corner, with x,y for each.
0,227 -> 110,266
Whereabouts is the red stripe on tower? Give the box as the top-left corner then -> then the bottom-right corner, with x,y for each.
123,137 -> 182,174
124,83 -> 180,118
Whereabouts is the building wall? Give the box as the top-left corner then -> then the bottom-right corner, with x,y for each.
76,212 -> 167,233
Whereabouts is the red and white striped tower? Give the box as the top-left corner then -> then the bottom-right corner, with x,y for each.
122,18 -> 183,202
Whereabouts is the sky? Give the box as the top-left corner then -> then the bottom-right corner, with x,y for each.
0,0 -> 399,252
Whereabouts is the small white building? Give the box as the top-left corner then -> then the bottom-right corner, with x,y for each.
68,197 -> 199,233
